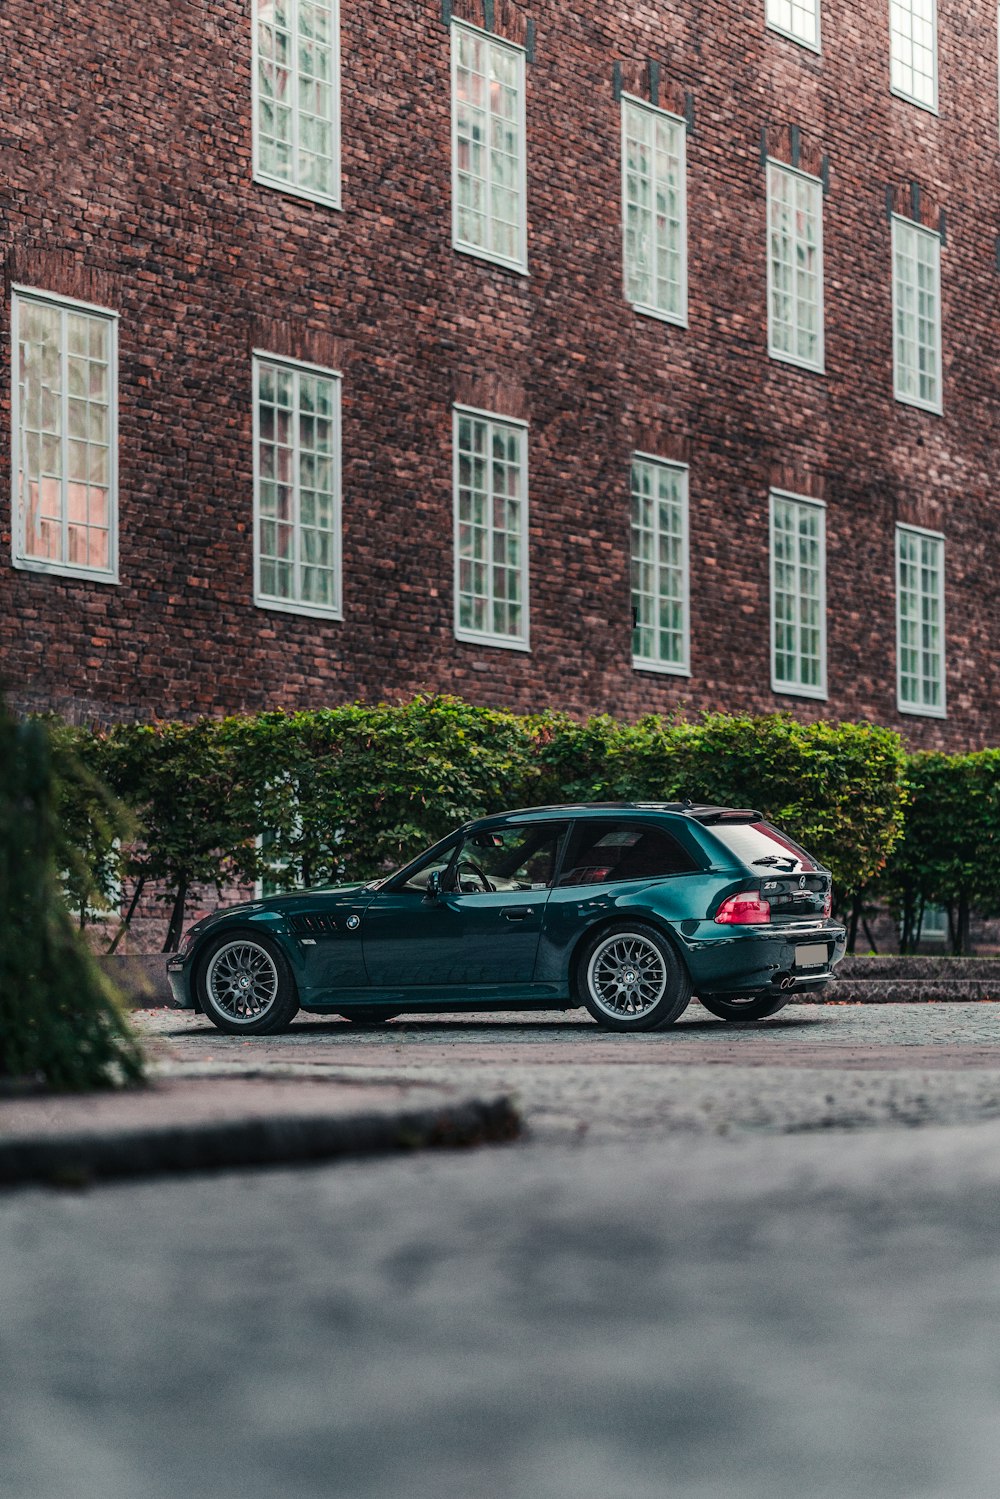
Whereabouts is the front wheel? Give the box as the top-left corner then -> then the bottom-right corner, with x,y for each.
196,932 -> 299,1035
698,992 -> 790,1023
576,923 -> 691,1033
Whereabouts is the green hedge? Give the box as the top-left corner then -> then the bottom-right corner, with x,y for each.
55,698 -> 907,950
883,750 -> 1000,953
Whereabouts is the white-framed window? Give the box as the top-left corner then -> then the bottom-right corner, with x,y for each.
451,21 -> 527,272
253,353 -> 342,619
892,216 -> 942,413
896,523 -> 945,717
621,96 -> 688,325
769,490 -> 826,698
11,286 -> 118,583
453,406 -> 529,649
630,455 -> 690,676
766,0 -> 820,51
890,0 -> 937,110
767,162 -> 824,372
252,0 -> 340,207
920,902 -> 948,942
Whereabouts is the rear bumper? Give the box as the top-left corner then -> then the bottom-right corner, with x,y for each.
684,920 -> 847,996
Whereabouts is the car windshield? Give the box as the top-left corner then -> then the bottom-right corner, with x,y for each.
707,820 -> 817,872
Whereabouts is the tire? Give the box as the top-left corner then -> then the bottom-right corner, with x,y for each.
698,992 -> 790,1023
336,1008 -> 400,1025
575,922 -> 692,1033
196,931 -> 299,1035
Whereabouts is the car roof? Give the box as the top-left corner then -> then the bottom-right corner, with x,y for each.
472,802 -> 764,826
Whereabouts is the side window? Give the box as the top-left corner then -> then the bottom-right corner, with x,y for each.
558,822 -> 697,886
451,824 -> 568,894
398,839 -> 461,894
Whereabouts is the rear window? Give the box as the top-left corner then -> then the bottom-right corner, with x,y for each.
706,820 -> 817,872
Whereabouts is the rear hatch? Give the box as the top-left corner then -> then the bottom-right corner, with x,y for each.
697,814 -> 831,920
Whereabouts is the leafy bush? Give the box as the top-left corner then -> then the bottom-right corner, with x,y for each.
884,750 -> 1000,953
71,698 -> 908,949
0,702 -> 144,1090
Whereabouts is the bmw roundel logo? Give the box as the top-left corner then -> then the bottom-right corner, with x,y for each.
346,915 -> 360,931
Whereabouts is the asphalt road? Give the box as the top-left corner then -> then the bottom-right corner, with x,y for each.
4,1001 -> 1000,1499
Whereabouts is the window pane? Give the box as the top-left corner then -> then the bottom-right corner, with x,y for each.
454,411 -> 527,644
631,458 -> 689,671
767,163 -> 823,370
14,293 -> 116,576
558,823 -> 698,887
452,24 -> 525,266
766,0 -> 819,46
256,357 -> 341,614
255,0 -> 339,201
892,218 -> 941,411
622,99 -> 687,322
770,493 -> 825,694
890,0 -> 937,106
896,527 -> 944,713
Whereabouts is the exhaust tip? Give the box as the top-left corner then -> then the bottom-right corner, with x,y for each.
772,972 -> 796,990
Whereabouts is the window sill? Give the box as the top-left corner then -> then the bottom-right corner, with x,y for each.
894,389 -> 943,416
13,555 -> 119,585
765,21 -> 821,52
632,658 -> 692,678
628,301 -> 688,329
455,628 -> 531,653
452,242 -> 530,278
897,699 -> 947,719
772,680 -> 828,701
889,86 -> 938,116
254,595 -> 344,622
253,171 -> 342,212
768,348 -> 825,375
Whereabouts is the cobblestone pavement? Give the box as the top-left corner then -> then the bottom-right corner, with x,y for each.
142,1000 -> 1000,1139
5,1003 -> 1000,1499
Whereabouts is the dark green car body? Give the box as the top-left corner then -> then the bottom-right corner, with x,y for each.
167,802 -> 847,1023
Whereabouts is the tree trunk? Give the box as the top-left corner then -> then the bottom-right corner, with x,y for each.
953,893 -> 971,956
162,877 -> 189,953
106,875 -> 146,955
847,892 -> 862,954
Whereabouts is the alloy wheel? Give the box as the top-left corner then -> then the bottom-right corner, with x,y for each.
205,939 -> 279,1022
586,932 -> 668,1020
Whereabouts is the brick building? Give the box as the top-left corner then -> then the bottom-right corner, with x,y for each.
2,0 -> 998,748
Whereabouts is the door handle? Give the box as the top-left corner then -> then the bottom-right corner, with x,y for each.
502,907 -> 533,921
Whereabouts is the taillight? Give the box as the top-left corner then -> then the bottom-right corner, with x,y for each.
715,892 -> 771,925
823,887 -> 833,918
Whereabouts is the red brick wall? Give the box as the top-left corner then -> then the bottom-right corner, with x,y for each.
2,0 -> 998,747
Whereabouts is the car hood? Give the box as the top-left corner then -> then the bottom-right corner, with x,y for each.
179,882 -> 373,948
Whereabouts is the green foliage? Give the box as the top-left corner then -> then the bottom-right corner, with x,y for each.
44,717 -> 135,926
68,699 -> 906,952
884,749 -> 1000,953
530,710 -> 905,895
0,701 -> 145,1090
221,697 -> 543,889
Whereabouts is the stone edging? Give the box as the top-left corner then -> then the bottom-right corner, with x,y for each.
0,1095 -> 521,1189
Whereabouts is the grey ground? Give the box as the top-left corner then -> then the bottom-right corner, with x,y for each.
4,1001 -> 1000,1499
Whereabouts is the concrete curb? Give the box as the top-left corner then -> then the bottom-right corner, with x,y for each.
0,1095 -> 521,1189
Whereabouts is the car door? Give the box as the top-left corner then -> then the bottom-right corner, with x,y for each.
362,821 -> 569,996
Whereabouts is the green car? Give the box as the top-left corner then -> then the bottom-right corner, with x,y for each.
166,801 -> 846,1035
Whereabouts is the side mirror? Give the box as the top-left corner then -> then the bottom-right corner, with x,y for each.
425,870 -> 442,900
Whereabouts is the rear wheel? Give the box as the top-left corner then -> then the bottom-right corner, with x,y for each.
196,932 -> 299,1035
698,992 -> 790,1023
576,923 -> 691,1033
